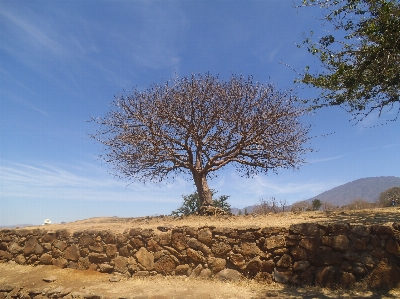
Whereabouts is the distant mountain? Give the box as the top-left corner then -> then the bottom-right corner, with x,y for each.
0,224 -> 34,229
231,176 -> 400,214
307,176 -> 400,206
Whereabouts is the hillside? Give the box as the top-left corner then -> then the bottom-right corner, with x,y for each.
307,176 -> 400,206
235,176 -> 400,213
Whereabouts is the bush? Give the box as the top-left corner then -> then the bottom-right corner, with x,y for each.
171,191 -> 231,216
377,187 -> 400,207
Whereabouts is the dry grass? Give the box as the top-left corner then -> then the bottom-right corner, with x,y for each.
24,207 -> 400,234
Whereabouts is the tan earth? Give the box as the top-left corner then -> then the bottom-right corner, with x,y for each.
3,207 -> 400,298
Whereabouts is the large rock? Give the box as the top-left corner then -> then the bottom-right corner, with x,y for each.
8,242 -> 22,255
105,244 -> 118,257
321,235 -> 349,251
315,266 -> 355,288
23,236 -> 38,255
289,223 -> 320,236
113,256 -> 128,274
309,249 -> 342,266
276,254 -> 292,268
171,233 -> 187,251
207,257 -> 226,274
229,253 -> 246,270
299,237 -> 319,252
79,235 -> 95,247
52,257 -> 68,268
186,248 -> 205,263
273,268 -> 293,283
88,253 -> 109,264
175,264 -> 190,276
264,236 -> 285,250
245,257 -> 262,277
211,241 -> 231,256
64,245 -> 79,261
154,255 -> 177,274
368,260 -> 400,289
215,269 -> 243,282
135,247 -> 154,270
197,228 -> 213,246
290,247 -> 307,260
99,263 -> 114,273
39,253 -> 53,265
241,242 -> 261,256
0,250 -> 12,260
187,238 -> 211,255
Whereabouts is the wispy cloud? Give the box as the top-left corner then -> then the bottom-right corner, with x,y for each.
0,161 -> 190,203
218,173 -> 342,205
308,154 -> 347,164
0,9 -> 66,57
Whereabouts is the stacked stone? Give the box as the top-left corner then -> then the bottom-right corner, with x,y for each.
1,222 -> 399,289
0,283 -> 103,299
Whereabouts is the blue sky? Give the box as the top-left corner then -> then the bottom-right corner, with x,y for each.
1,0 -> 399,226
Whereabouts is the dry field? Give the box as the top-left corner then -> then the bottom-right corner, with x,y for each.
3,207 -> 399,298
24,207 -> 400,233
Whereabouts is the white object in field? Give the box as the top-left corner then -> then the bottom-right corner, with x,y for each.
44,219 -> 51,225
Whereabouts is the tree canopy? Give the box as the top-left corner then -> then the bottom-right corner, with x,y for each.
299,0 -> 400,121
92,73 -> 310,208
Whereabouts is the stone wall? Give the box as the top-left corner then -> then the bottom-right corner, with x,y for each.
1,222 -> 400,289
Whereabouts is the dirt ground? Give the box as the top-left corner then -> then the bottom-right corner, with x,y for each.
1,262 -> 400,299
3,207 -> 400,298
23,207 -> 400,234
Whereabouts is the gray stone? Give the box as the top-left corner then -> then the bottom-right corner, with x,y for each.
109,276 -> 121,282
99,263 -> 114,273
215,269 -> 243,282
189,264 -> 203,278
132,271 -> 149,277
273,268 -> 293,283
43,276 -> 57,282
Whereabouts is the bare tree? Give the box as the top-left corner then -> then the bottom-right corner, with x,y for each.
91,74 -> 310,209
279,198 -> 288,212
291,200 -> 311,213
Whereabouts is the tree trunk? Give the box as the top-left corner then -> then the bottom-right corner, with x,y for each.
193,173 -> 213,207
